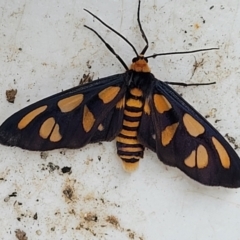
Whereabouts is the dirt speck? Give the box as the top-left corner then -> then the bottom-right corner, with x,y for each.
84,212 -> 98,222
15,229 -> 28,240
79,73 -> 93,85
106,215 -> 119,228
40,151 -> 48,159
63,185 -> 74,200
6,89 -> 17,103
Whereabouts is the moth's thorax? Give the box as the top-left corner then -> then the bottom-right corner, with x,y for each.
130,56 -> 151,73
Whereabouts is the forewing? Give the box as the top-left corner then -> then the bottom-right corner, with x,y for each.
138,77 -> 240,187
0,73 -> 127,151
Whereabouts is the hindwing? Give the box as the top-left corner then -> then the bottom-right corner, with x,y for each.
138,76 -> 240,187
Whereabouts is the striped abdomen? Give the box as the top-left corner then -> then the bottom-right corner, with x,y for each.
116,88 -> 144,172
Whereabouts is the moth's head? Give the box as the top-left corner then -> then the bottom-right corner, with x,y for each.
130,55 -> 151,73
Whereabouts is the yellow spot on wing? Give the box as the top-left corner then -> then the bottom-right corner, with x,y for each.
58,94 -> 83,113
126,98 -> 143,108
50,124 -> 62,142
39,117 -> 55,139
184,145 -> 208,169
161,123 -> 179,146
97,124 -> 104,131
212,137 -> 230,168
18,106 -> 47,129
154,94 -> 172,113
116,97 -> 125,109
196,145 -> 208,168
143,101 -> 150,115
130,88 -> 143,97
98,86 -> 120,104
122,161 -> 139,172
83,106 -> 95,132
184,150 -> 196,168
183,114 -> 205,137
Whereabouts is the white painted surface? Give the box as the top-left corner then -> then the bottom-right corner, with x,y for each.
1,0 -> 240,239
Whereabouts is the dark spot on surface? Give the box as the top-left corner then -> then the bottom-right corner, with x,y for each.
61,166 -> 72,174
40,151 -> 48,159
47,162 -> 59,172
84,212 -> 98,222
6,89 -> 17,103
15,229 -> 28,240
33,213 -> 38,220
79,73 -> 93,85
63,186 -> 73,200
106,215 -> 119,228
225,133 -> 239,149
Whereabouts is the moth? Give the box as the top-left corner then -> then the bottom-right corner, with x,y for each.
0,0 -> 240,188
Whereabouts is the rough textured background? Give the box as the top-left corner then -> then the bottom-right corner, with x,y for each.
1,0 -> 240,239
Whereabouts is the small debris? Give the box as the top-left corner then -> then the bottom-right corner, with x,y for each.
15,229 -> 28,240
84,212 -> 98,222
106,215 -> 119,228
47,162 -> 59,172
225,133 -> 238,149
61,166 -> 72,174
33,213 -> 38,220
86,60 -> 92,69
6,89 -> 17,103
63,186 -> 73,200
40,151 -> 48,159
79,73 -> 93,85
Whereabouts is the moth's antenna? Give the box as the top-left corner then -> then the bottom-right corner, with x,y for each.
145,48 -> 219,59
84,9 -> 139,57
138,0 -> 149,55
84,25 -> 129,70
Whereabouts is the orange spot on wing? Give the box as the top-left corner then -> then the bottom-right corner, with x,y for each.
97,124 -> 104,131
116,97 -> 125,109
143,100 -> 150,115
58,94 -> 83,113
184,150 -> 196,168
98,86 -> 120,104
50,124 -> 62,142
196,145 -> 208,168
154,94 -> 172,113
18,106 -> 47,129
212,137 -> 230,168
183,114 -> 205,137
83,106 -> 95,132
39,117 -> 55,139
161,123 -> 179,146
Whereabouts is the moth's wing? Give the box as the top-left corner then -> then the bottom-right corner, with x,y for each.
0,73 -> 127,151
138,76 -> 240,187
